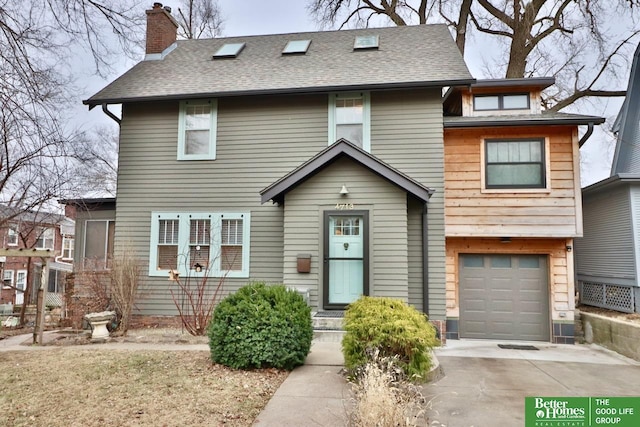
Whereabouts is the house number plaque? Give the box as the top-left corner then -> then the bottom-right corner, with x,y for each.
335,203 -> 354,210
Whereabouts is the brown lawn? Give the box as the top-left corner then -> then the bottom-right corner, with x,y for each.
0,349 -> 287,426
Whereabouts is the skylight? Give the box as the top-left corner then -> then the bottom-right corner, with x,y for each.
283,40 -> 311,55
354,35 -> 379,50
213,42 -> 246,59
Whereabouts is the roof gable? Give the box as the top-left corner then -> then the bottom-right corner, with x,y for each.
260,139 -> 434,205
86,25 -> 473,106
611,42 -> 640,175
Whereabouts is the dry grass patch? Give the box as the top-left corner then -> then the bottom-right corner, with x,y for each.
0,349 -> 287,426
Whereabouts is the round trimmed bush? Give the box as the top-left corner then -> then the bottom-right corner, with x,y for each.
342,296 -> 439,381
208,282 -> 312,370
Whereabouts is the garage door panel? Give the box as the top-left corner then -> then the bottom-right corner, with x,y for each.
459,254 -> 550,341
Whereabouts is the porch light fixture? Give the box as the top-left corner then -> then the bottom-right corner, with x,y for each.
566,245 -> 572,252
500,237 -> 511,243
193,263 -> 203,272
339,184 -> 349,196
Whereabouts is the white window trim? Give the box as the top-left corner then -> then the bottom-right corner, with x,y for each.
480,136 -> 551,194
177,99 -> 218,161
35,228 -> 55,250
328,92 -> 371,152
7,227 -> 18,246
149,212 -> 250,278
16,270 -> 27,292
62,235 -> 74,260
3,270 -> 14,289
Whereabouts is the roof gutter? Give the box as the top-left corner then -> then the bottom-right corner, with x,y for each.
101,103 -> 121,125
578,122 -> 595,147
84,78 -> 477,107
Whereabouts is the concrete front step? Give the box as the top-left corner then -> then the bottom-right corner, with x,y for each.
312,312 -> 345,343
313,329 -> 345,343
312,313 -> 344,330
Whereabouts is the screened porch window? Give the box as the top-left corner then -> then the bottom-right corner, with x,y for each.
84,220 -> 115,269
485,139 -> 545,189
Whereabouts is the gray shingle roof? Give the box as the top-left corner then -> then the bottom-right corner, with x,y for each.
86,24 -> 473,106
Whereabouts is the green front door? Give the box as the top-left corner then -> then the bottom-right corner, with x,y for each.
324,211 -> 368,309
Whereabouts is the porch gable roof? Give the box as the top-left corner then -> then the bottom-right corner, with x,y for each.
260,139 -> 434,205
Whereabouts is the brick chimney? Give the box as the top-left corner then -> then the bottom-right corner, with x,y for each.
146,3 -> 178,55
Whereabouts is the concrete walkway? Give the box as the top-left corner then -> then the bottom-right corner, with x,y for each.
253,342 -> 348,426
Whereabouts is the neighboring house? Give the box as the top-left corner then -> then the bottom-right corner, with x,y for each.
574,43 -> 640,314
76,3 -> 603,343
0,205 -> 75,307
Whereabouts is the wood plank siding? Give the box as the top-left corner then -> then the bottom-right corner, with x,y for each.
446,237 -> 575,321
444,126 -> 582,238
116,89 -> 446,316
575,185 -> 636,285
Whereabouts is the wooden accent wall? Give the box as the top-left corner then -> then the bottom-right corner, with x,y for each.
445,237 -> 575,322
444,126 -> 582,238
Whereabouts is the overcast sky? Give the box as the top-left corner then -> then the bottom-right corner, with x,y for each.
77,1 -> 627,187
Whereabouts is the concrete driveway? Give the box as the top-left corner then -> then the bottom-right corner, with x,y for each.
424,340 -> 640,426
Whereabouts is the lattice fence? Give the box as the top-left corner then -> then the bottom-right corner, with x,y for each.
579,281 -> 636,313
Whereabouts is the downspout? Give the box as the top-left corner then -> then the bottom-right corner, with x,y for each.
422,202 -> 429,316
102,103 -> 121,125
578,122 -> 594,147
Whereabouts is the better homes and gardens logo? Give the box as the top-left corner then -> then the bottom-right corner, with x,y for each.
526,397 -> 640,427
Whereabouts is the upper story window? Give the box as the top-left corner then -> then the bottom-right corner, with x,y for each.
62,236 -> 74,260
35,228 -> 55,250
84,220 -> 115,270
485,139 -> 546,189
474,93 -> 529,111
6,227 -> 18,246
328,92 -> 371,151
149,212 -> 250,278
178,99 -> 218,161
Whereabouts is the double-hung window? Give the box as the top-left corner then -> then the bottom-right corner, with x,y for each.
149,212 -> 250,278
178,99 -> 218,160
484,138 -> 546,189
35,228 -> 55,250
62,236 -> 74,260
6,227 -> 18,246
328,92 -> 371,151
3,270 -> 13,289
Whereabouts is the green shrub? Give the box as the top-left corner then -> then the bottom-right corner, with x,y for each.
208,282 -> 313,370
342,296 -> 439,381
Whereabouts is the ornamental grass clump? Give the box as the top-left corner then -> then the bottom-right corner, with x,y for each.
208,282 -> 312,370
342,296 -> 439,381
348,350 -> 428,427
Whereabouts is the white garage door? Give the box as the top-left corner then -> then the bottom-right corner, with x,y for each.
459,254 -> 550,341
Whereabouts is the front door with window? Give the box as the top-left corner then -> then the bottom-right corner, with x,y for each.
324,212 -> 368,309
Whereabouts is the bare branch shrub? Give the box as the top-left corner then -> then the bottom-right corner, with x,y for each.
110,245 -> 143,335
169,265 -> 226,336
349,349 -> 427,427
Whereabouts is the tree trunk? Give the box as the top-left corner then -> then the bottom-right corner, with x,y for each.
456,0 -> 473,55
